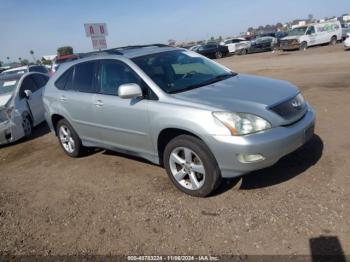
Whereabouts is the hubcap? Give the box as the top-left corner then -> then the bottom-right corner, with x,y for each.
59,125 -> 75,153
169,147 -> 205,190
22,117 -> 31,137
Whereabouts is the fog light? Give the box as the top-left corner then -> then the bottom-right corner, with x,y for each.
237,154 -> 265,163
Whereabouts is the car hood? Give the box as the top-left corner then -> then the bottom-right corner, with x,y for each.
281,35 -> 301,41
172,74 -> 299,118
0,93 -> 13,108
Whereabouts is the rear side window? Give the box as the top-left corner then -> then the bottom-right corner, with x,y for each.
74,61 -> 96,93
32,74 -> 49,88
55,67 -> 74,90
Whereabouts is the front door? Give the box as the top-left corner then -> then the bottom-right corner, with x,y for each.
93,59 -> 153,156
19,75 -> 46,125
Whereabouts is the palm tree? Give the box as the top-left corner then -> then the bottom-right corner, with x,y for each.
6,56 -> 10,61
30,50 -> 36,62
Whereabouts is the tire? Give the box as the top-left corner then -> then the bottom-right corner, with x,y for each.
299,41 -> 308,51
22,114 -> 32,138
240,49 -> 248,55
163,135 -> 222,197
215,51 -> 223,59
330,36 -> 337,46
56,119 -> 85,157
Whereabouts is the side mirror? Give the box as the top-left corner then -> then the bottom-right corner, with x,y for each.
24,89 -> 32,98
118,83 -> 143,99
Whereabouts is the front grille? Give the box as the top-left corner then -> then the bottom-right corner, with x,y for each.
269,94 -> 307,120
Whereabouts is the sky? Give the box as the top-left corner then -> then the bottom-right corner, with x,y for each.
0,0 -> 349,63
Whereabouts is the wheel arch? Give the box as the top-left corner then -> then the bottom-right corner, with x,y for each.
157,128 -> 204,166
51,114 -> 65,135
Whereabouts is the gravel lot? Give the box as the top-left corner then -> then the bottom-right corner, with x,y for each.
0,44 -> 349,256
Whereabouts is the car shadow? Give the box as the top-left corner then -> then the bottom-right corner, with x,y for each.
102,150 -> 159,167
0,122 -> 51,149
309,236 -> 346,262
213,134 -> 323,195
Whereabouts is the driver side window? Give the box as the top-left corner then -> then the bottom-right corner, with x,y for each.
307,26 -> 315,35
98,60 -> 142,96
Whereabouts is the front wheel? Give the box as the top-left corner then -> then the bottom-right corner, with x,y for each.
22,115 -> 32,138
299,42 -> 308,51
163,135 -> 222,197
56,119 -> 85,157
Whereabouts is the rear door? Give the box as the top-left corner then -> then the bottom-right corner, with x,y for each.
55,61 -> 100,141
93,59 -> 153,155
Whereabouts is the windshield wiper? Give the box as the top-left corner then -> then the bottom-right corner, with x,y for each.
170,72 -> 236,94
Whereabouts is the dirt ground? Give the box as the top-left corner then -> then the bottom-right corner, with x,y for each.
0,44 -> 349,256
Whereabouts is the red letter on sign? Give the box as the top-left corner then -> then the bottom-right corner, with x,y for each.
100,25 -> 104,34
90,26 -> 94,35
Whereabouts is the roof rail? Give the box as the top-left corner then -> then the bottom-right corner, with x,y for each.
79,44 -> 169,58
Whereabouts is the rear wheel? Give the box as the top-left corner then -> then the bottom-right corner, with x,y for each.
330,36 -> 337,46
299,41 -> 308,51
240,49 -> 248,55
215,51 -> 223,59
57,119 -> 85,157
163,135 -> 222,197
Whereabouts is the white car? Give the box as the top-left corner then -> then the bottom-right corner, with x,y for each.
281,20 -> 342,51
344,33 -> 350,50
0,72 -> 49,145
1,65 -> 49,76
221,38 -> 249,54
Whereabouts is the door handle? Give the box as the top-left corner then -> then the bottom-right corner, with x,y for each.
59,96 -> 67,102
94,100 -> 104,107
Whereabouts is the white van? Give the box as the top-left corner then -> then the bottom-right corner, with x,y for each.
281,21 -> 342,51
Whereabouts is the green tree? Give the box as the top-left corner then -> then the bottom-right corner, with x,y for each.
18,57 -> 22,62
21,59 -> 29,66
41,57 -> 52,65
57,46 -> 73,56
210,36 -> 215,41
6,56 -> 10,61
0,60 -> 2,67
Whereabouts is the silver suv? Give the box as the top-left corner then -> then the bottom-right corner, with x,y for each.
43,44 -> 316,197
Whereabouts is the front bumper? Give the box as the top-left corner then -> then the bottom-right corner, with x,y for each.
281,42 -> 300,50
206,108 -> 316,178
344,42 -> 350,50
0,114 -> 25,146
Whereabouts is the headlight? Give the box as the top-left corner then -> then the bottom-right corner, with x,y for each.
213,112 -> 271,136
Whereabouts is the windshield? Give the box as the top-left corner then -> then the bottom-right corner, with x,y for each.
288,27 -> 308,36
132,50 -> 235,94
0,78 -> 19,95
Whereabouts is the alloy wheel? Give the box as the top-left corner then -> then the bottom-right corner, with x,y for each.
22,117 -> 32,137
59,125 -> 76,153
169,147 -> 206,190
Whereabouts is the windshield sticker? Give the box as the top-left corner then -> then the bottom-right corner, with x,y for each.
3,81 -> 17,87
